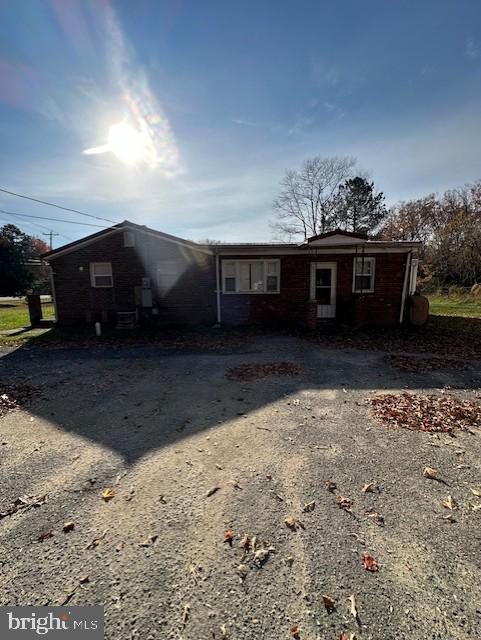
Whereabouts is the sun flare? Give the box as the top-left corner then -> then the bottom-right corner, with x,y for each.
83,120 -> 154,166
107,121 -> 146,165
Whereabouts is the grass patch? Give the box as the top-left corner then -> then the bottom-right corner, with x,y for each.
0,299 -> 30,331
428,293 -> 481,317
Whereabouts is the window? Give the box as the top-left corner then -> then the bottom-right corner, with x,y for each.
157,261 -> 179,294
90,262 -> 113,288
222,260 -> 280,293
123,231 -> 135,247
223,261 -> 236,292
353,257 -> 375,293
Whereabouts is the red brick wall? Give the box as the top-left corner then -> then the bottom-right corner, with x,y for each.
50,230 -> 216,325
219,252 -> 408,328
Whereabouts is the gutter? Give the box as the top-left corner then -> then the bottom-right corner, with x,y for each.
399,250 -> 412,324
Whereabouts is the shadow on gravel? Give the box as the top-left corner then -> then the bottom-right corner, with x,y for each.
1,322 -> 481,465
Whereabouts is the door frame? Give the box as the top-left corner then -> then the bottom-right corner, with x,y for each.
310,261 -> 337,318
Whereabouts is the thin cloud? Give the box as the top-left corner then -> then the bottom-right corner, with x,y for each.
82,2 -> 182,176
466,37 -> 480,60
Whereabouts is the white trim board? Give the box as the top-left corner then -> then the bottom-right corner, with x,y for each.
218,246 -> 419,256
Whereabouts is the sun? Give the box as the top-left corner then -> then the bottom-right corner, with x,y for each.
83,120 -> 152,166
107,122 -> 146,165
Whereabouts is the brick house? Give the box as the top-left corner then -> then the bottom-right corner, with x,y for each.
42,221 -> 420,328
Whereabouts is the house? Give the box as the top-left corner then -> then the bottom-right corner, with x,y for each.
42,221 -> 420,328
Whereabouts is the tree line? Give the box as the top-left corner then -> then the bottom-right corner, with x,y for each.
271,155 -> 481,287
0,224 -> 51,296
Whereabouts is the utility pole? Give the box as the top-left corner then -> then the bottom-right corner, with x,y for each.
43,231 -> 59,250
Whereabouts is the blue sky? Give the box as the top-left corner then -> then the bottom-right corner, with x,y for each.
0,0 -> 480,245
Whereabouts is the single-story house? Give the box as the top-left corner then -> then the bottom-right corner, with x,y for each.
42,221 -> 420,328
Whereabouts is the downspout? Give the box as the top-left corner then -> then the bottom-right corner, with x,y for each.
399,250 -> 412,324
215,252 -> 221,325
48,262 -> 58,323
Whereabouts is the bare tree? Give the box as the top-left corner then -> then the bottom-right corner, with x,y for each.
271,155 -> 356,240
380,182 -> 481,287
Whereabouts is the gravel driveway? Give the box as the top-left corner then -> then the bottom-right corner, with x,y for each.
0,335 -> 480,640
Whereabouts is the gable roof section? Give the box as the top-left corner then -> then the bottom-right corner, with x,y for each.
41,220 -> 213,260
305,229 -> 368,247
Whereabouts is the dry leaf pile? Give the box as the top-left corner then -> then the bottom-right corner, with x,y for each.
385,354 -> 467,373
0,383 -> 39,417
369,392 -> 481,434
225,362 -> 304,382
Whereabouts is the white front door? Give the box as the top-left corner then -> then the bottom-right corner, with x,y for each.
310,262 -> 337,319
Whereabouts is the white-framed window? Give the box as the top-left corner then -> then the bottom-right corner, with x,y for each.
90,262 -> 113,288
157,260 -> 180,294
123,230 -> 135,247
353,257 -> 375,293
222,260 -> 280,294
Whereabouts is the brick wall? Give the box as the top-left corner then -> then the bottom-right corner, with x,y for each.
219,252 -> 408,328
50,233 -> 409,329
50,230 -> 217,326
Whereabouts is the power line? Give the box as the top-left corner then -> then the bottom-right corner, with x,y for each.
0,215 -> 73,242
0,186 -> 119,225
0,209 -> 107,228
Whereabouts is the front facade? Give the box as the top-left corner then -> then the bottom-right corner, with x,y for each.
43,222 -> 420,328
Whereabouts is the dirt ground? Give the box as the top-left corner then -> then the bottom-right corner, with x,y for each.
1,334 -> 481,640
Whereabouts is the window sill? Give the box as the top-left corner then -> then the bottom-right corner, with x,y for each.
222,291 -> 280,295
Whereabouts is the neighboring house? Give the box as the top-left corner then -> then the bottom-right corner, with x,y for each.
42,221 -> 420,328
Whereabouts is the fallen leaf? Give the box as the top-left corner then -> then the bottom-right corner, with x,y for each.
237,563 -> 248,580
366,509 -> 385,526
361,554 -> 379,572
361,482 -> 376,493
206,486 -> 220,497
254,546 -> 275,566
0,494 -> 47,520
423,467 -> 438,479
101,487 -> 115,502
322,594 -> 336,612
62,521 -> 75,533
224,529 -> 235,546
251,535 -> 257,551
79,575 -> 89,584
441,495 -> 456,510
336,496 -> 353,511
326,480 -> 337,492
470,488 -> 481,497
470,503 -> 481,512
285,516 -> 305,530
349,594 -> 359,623
239,532 -> 250,551
302,501 -> 315,513
140,534 -> 158,547
442,513 -> 456,523
86,528 -> 108,550
38,530 -> 54,542
291,625 -> 300,639
181,603 -> 190,627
